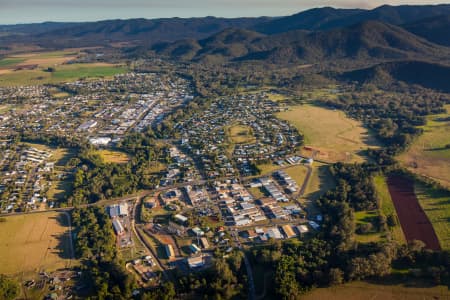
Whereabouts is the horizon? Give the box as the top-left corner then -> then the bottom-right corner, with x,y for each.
0,0 -> 448,25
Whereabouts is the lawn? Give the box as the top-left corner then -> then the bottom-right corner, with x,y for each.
0,212 -> 74,275
415,184 -> 450,250
398,104 -> 450,188
373,175 -> 406,244
302,280 -> 449,300
276,104 -> 380,163
255,162 -> 281,175
303,163 -> 335,201
97,149 -> 131,164
354,210 -> 384,243
226,123 -> 256,144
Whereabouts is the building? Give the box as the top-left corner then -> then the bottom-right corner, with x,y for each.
200,237 -> 210,249
112,219 -> 125,235
108,203 -> 129,218
281,225 -> 296,239
266,227 -> 283,239
296,225 -> 309,235
189,243 -> 201,254
164,244 -> 175,259
187,255 -> 205,269
174,214 -> 188,224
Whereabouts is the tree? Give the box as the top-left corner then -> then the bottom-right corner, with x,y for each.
275,255 -> 299,300
0,275 -> 20,300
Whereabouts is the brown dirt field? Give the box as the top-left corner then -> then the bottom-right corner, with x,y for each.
0,69 -> 12,75
387,176 -> 441,250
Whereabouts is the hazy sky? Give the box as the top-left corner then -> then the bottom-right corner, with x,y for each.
0,0 -> 447,24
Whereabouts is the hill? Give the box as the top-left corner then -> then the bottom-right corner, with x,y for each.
24,17 -> 271,48
402,15 -> 450,46
341,61 -> 450,92
154,21 -> 450,64
254,4 -> 450,34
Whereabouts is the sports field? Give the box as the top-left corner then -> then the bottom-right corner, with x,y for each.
398,104 -> 450,188
276,104 -> 380,163
0,212 -> 74,275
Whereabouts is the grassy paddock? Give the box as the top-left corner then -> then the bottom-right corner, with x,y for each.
398,104 -> 450,188
302,280 -> 450,300
373,175 -> 406,244
226,123 -> 256,144
276,104 -> 380,163
97,149 -> 131,164
415,184 -> 450,250
0,62 -> 127,86
0,212 -> 73,275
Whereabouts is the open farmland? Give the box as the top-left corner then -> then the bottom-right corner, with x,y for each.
0,50 -> 127,86
374,175 -> 406,244
276,104 -> 380,163
387,176 -> 440,251
0,212 -> 74,275
0,63 -> 127,86
398,104 -> 450,188
302,280 -> 450,300
415,184 -> 450,250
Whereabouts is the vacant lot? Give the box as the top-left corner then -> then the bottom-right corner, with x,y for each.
277,104 -> 380,163
0,212 -> 73,275
98,149 -> 130,164
302,281 -> 450,300
387,176 -> 440,251
226,124 -> 256,144
374,175 -> 405,244
415,184 -> 450,250
398,104 -> 450,188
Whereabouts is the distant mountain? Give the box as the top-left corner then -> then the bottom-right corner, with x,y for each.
341,60 -> 450,92
253,4 -> 450,33
154,21 -> 450,64
252,7 -> 363,33
27,17 -> 271,48
402,15 -> 450,46
0,22 -> 80,35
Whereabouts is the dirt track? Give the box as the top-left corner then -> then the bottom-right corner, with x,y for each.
387,176 -> 440,250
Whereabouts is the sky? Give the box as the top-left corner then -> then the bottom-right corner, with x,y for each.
0,0 -> 447,25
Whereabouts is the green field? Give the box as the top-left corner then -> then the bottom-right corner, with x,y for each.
276,104 -> 380,163
398,104 -> 450,188
0,212 -> 74,276
302,280 -> 450,300
415,184 -> 450,250
0,63 -> 127,86
0,57 -> 26,67
226,123 -> 256,144
284,165 -> 308,186
374,175 -> 406,244
354,210 -> 384,243
97,149 -> 131,164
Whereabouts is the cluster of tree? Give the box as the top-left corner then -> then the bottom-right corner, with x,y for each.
71,207 -> 135,298
69,132 -> 169,205
0,275 -> 20,300
142,251 -> 246,300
